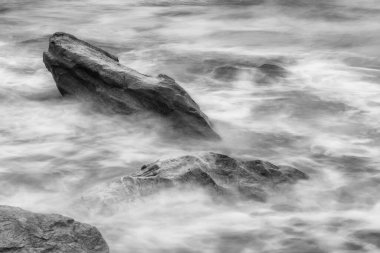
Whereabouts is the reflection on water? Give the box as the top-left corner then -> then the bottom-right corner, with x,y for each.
1,0 -> 380,252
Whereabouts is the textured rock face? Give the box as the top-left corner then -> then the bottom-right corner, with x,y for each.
0,206 -> 109,253
101,152 -> 308,202
43,32 -> 219,139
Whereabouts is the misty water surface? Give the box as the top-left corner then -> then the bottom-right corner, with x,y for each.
1,0 -> 380,252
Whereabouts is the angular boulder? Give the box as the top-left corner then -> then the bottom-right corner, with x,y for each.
0,205 -> 109,253
43,32 -> 220,139
97,152 -> 308,202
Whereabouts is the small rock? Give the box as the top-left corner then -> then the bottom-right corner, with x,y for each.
212,65 -> 241,81
258,63 -> 287,78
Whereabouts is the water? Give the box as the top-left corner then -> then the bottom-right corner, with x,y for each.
1,0 -> 380,252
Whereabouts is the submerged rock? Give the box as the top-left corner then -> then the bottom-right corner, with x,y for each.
255,63 -> 288,84
212,65 -> 241,81
258,63 -> 287,78
210,60 -> 288,84
0,205 -> 109,253
353,230 -> 380,248
97,152 -> 308,203
43,32 -> 220,140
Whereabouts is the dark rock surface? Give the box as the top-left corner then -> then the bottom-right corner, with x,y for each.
353,230 -> 380,248
212,65 -> 241,81
99,152 -> 308,202
255,63 -> 288,84
43,32 -> 219,140
0,205 -> 109,253
258,63 -> 287,78
210,61 -> 288,84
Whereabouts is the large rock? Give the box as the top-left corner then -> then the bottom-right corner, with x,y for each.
43,32 -> 220,139
0,205 -> 109,253
96,152 -> 308,203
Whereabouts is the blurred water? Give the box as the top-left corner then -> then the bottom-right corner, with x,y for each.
1,0 -> 380,252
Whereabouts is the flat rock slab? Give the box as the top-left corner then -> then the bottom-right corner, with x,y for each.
0,205 -> 109,253
96,152 -> 308,203
43,32 -> 219,139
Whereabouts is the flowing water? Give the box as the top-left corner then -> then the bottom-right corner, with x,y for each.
1,0 -> 380,252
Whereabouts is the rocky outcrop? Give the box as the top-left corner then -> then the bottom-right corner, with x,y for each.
97,152 -> 308,202
43,32 -> 220,140
0,205 -> 109,253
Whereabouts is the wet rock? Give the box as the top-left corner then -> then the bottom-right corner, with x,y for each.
98,152 -> 308,202
212,65 -> 241,81
211,61 -> 288,84
0,205 -> 109,253
353,230 -> 380,248
343,242 -> 364,251
258,63 -> 287,78
43,32 -> 219,140
277,238 -> 327,253
215,0 -> 265,5
255,63 -> 287,84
